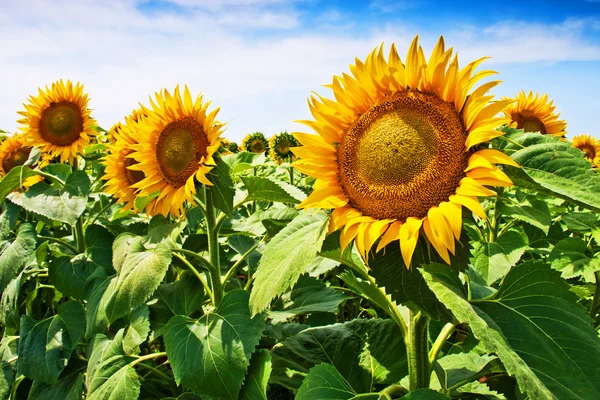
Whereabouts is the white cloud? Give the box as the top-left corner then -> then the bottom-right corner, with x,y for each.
0,0 -> 599,141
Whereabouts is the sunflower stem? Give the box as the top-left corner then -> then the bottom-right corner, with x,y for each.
589,272 -> 600,320
37,235 -> 79,254
74,218 -> 86,253
489,187 -> 504,242
204,185 -> 223,307
406,311 -> 430,391
288,166 -> 294,186
429,322 -> 455,365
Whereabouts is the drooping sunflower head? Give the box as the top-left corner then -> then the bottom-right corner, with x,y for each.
292,36 -> 518,267
241,132 -> 269,154
128,86 -> 225,217
227,141 -> 239,153
17,80 -> 97,163
572,134 -> 600,167
503,90 -> 566,137
102,114 -> 151,212
269,131 -> 300,164
0,134 -> 44,187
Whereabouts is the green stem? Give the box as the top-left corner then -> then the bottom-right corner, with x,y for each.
172,248 -> 212,271
223,242 -> 260,285
130,352 -> 167,367
36,170 -> 65,186
172,252 -> 213,300
205,186 -> 223,307
407,311 -> 430,390
429,323 -> 455,364
75,218 -> 86,253
489,187 -> 504,242
37,235 -> 79,254
590,272 -> 600,319
379,384 -> 408,398
87,198 -> 117,227
288,166 -> 294,186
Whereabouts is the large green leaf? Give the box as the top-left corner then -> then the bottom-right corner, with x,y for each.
239,349 -> 272,400
422,262 -> 600,399
470,229 -> 528,285
208,159 -> 235,217
105,240 -> 172,322
249,211 -> 328,316
498,195 -> 551,234
28,372 -> 83,400
156,271 -> 205,316
48,254 -> 100,299
8,170 -> 90,225
296,364 -> 379,400
502,130 -> 600,211
549,237 -> 600,282
86,330 -> 140,400
0,223 -> 36,293
241,176 -> 306,204
85,224 -> 115,272
17,301 -> 85,384
369,242 -> 452,321
0,166 -> 39,203
271,319 -> 407,393
269,276 -> 348,322
0,200 -> 19,239
163,290 -> 265,400
435,352 -> 500,390
0,336 -> 17,400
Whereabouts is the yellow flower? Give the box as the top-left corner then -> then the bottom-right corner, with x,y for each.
17,80 -> 97,163
102,111 -> 152,212
292,36 -> 518,267
269,131 -> 299,164
0,135 -> 44,187
503,90 -> 566,137
241,132 -> 268,154
572,134 -> 600,167
128,86 -> 225,217
107,109 -> 147,143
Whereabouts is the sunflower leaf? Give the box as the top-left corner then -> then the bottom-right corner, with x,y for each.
421,262 -> 600,400
7,170 -> 90,225
241,176 -> 306,204
295,363 -> 379,400
208,158 -> 235,217
549,237 -> 600,283
249,211 -> 328,316
0,166 -> 39,204
470,229 -> 528,285
239,349 -> 272,400
501,129 -> 600,211
0,223 -> 37,294
163,290 -> 264,400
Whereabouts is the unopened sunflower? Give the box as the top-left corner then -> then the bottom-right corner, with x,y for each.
102,111 -> 152,211
269,131 -> 299,164
128,86 -> 225,217
503,90 -> 566,137
241,132 -> 268,154
0,135 -> 44,187
17,80 -> 97,163
572,134 -> 600,167
292,36 -> 518,267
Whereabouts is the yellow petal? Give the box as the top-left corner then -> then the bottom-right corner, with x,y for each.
428,207 -> 455,255
439,201 -> 463,240
362,219 -> 392,259
376,220 -> 402,252
299,185 -> 348,209
423,218 -> 451,264
340,223 -> 361,251
399,217 -> 423,268
293,132 -> 335,151
465,153 -> 495,172
467,166 -> 513,187
456,177 -> 497,197
474,149 -> 519,168
449,194 -> 486,220
292,161 -> 338,180
329,205 -> 362,233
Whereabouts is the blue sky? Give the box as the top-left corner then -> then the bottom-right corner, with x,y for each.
1,0 -> 599,141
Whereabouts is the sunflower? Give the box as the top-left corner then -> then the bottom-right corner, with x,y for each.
503,90 -> 566,137
107,109 -> 147,143
241,132 -> 269,154
269,131 -> 300,164
17,80 -> 97,163
227,141 -> 239,153
128,86 -> 225,217
572,134 -> 600,167
102,111 -> 152,212
0,135 -> 44,187
292,36 -> 518,267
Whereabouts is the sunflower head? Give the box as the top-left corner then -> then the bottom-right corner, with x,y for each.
292,36 -> 518,267
0,134 -> 44,188
241,132 -> 269,154
127,86 -> 225,217
227,141 -> 239,153
572,134 -> 600,167
503,90 -> 566,137
269,131 -> 300,164
17,80 -> 97,163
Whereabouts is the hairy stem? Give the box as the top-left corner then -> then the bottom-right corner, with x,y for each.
407,311 -> 431,390
205,186 -> 223,307
37,235 -> 79,254
429,323 -> 455,364
172,252 -> 213,300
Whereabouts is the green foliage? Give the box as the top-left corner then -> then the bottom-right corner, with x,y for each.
296,364 -> 379,400
470,229 -> 528,285
241,176 -> 306,204
0,223 -> 36,293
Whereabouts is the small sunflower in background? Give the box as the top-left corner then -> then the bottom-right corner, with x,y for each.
128,86 -> 225,217
17,80 -> 97,163
107,108 -> 147,143
503,90 -> 566,137
0,135 -> 44,187
227,141 -> 239,153
219,138 -> 239,155
102,110 -> 152,212
269,131 -> 299,164
241,132 -> 269,154
293,36 -> 518,267
572,134 -> 600,167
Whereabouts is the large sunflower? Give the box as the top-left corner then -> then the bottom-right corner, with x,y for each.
572,134 -> 600,167
128,86 -> 225,217
503,90 -> 566,137
269,131 -> 299,164
292,36 -> 518,267
17,80 -> 97,163
0,135 -> 44,187
241,132 -> 269,154
102,111 -> 152,212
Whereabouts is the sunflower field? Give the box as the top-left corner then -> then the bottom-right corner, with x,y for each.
2,35 -> 600,400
